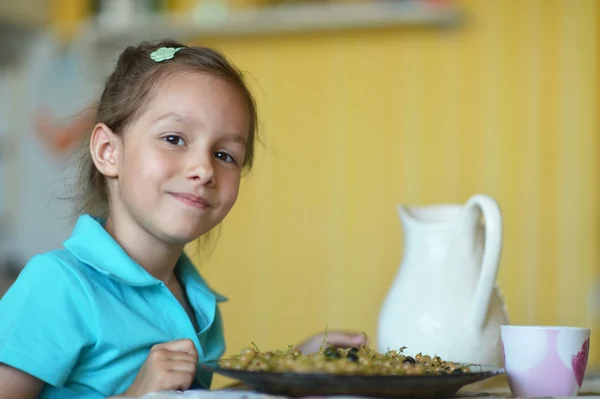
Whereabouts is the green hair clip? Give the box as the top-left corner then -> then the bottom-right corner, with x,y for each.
150,47 -> 184,62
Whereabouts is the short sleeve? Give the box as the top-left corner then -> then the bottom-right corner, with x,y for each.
0,253 -> 95,387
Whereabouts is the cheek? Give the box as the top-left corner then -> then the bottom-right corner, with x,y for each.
221,172 -> 242,207
121,151 -> 175,194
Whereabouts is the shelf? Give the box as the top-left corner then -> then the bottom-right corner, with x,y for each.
0,1 -> 50,28
76,1 -> 463,52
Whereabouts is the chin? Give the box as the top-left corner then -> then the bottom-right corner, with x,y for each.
160,224 -> 214,245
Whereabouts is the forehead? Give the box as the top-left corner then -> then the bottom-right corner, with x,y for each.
140,71 -> 250,134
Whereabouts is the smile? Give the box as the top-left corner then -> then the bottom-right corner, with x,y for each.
170,193 -> 211,209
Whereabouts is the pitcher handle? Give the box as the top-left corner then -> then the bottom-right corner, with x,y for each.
464,194 -> 503,332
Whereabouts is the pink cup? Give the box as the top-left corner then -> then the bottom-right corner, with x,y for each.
501,325 -> 590,397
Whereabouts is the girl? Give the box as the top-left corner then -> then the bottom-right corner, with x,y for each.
0,40 -> 365,399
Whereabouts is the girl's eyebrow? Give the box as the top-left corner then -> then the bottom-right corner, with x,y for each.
221,133 -> 247,148
154,112 -> 190,124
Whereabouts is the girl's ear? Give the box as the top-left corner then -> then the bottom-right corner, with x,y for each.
90,123 -> 120,178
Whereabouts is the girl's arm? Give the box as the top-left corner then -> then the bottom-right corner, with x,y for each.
0,364 -> 44,399
0,256 -> 95,397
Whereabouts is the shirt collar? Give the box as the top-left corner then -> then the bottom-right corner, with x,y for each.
176,252 -> 228,302
63,214 -> 227,302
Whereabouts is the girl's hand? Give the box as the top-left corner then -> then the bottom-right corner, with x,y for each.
294,330 -> 368,354
122,339 -> 198,397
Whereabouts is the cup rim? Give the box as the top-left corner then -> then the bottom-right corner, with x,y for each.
501,325 -> 590,332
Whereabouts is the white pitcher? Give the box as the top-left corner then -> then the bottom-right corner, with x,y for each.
377,194 -> 509,367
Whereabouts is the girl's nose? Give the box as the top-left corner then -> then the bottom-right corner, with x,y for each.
187,154 -> 215,186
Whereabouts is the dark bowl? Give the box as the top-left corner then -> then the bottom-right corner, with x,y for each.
200,361 -> 505,399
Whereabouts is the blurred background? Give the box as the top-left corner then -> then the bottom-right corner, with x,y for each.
0,0 -> 598,388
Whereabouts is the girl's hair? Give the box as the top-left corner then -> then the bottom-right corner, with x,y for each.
75,39 -> 258,218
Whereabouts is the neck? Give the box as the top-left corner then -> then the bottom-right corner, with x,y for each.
103,214 -> 184,284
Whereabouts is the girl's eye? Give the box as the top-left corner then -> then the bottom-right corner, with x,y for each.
215,151 -> 237,165
163,135 -> 185,146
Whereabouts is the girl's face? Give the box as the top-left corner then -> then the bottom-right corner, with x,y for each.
108,71 -> 250,245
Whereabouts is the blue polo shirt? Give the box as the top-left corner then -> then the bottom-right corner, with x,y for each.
0,214 -> 227,398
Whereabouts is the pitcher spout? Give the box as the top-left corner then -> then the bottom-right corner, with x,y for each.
396,203 -> 467,228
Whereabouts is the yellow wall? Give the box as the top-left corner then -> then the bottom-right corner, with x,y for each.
50,0 -> 600,386
189,0 -> 600,384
